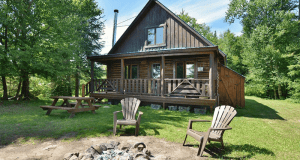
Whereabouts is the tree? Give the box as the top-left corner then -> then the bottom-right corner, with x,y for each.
177,10 -> 218,44
73,0 -> 105,97
0,0 -> 105,100
226,0 -> 300,99
218,30 -> 247,75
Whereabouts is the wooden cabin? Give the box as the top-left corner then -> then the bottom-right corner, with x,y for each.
85,0 -> 245,111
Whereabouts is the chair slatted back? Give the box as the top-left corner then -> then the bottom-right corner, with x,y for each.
121,97 -> 141,120
211,105 -> 237,136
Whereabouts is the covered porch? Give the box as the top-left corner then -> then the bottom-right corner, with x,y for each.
86,47 -> 224,111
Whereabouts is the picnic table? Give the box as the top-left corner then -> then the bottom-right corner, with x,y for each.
40,96 -> 101,118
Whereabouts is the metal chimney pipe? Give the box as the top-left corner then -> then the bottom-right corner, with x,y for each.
112,9 -> 119,47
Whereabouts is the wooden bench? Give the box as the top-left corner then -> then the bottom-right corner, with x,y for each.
69,102 -> 101,108
40,106 -> 75,110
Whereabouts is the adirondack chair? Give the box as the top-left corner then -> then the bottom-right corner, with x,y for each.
183,105 -> 237,156
113,97 -> 143,136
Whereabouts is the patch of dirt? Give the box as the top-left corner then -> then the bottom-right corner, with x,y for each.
0,136 -> 206,160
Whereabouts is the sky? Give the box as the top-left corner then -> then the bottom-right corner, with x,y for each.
95,0 -> 243,54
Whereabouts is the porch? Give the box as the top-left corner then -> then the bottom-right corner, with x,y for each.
86,47 -> 223,111
84,78 -> 216,111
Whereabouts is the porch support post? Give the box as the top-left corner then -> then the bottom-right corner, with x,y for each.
91,61 -> 95,93
194,58 -> 198,79
161,56 -> 165,97
121,58 -> 124,93
209,53 -> 214,99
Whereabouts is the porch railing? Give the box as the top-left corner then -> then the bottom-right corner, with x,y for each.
83,78 -> 210,98
164,79 -> 209,97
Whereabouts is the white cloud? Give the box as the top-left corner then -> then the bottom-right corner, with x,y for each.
169,0 -> 230,24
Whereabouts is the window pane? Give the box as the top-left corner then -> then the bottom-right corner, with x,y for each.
177,63 -> 184,78
186,64 -> 194,78
132,65 -> 138,79
147,28 -> 155,45
152,63 -> 160,79
156,27 -> 164,44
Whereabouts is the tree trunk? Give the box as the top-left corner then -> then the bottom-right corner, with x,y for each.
75,73 -> 79,97
273,84 -> 277,100
1,76 -> 8,100
13,78 -> 22,100
20,73 -> 30,100
68,75 -> 72,96
278,83 -> 283,99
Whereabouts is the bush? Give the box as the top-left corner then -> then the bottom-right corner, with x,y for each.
29,76 -> 52,98
51,80 -> 72,96
245,83 -> 267,97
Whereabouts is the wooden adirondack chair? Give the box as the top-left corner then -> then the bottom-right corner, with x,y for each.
183,105 -> 237,156
113,97 -> 143,136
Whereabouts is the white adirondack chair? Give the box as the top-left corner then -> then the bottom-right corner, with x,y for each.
113,97 -> 143,136
183,105 -> 237,156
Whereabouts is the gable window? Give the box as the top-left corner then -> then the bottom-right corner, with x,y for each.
147,27 -> 164,45
125,64 -> 138,79
146,24 -> 166,48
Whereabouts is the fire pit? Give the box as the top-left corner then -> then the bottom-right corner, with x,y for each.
63,141 -> 151,160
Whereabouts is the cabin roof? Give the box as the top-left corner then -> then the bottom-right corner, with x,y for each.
88,46 -> 220,61
106,0 -> 226,58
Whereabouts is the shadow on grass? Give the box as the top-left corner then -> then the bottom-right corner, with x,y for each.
236,99 -> 285,120
183,143 -> 275,159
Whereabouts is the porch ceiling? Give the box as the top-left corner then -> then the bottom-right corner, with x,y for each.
88,46 -> 221,62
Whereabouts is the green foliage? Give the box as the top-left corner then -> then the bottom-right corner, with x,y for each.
218,30 -> 247,75
51,80 -> 72,96
177,10 -> 218,45
0,0 -> 105,99
245,83 -> 267,97
226,0 -> 300,100
29,76 -> 52,98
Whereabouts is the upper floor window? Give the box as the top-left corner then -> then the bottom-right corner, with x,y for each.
148,27 -> 164,45
146,24 -> 166,48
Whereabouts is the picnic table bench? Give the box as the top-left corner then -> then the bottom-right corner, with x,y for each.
40,96 -> 101,118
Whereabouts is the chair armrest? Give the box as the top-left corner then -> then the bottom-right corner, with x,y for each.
210,126 -> 232,131
137,111 -> 143,124
188,119 -> 211,129
113,110 -> 122,115
114,110 -> 122,123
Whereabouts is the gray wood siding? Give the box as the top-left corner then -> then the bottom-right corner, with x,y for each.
111,3 -> 209,54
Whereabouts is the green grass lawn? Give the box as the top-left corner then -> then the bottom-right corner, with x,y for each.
0,96 -> 300,159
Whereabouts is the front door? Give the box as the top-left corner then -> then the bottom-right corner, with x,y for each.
150,63 -> 160,95
176,62 -> 195,79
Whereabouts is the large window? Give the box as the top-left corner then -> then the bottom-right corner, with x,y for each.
152,63 -> 160,79
146,24 -> 166,47
125,64 -> 138,79
147,27 -> 164,45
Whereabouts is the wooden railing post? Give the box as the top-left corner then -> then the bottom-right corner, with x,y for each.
91,61 -> 95,93
209,53 -> 214,99
161,56 -> 165,97
120,59 -> 124,93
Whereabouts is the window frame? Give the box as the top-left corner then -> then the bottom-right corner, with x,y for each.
175,61 -> 196,79
145,23 -> 167,48
124,64 -> 139,79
